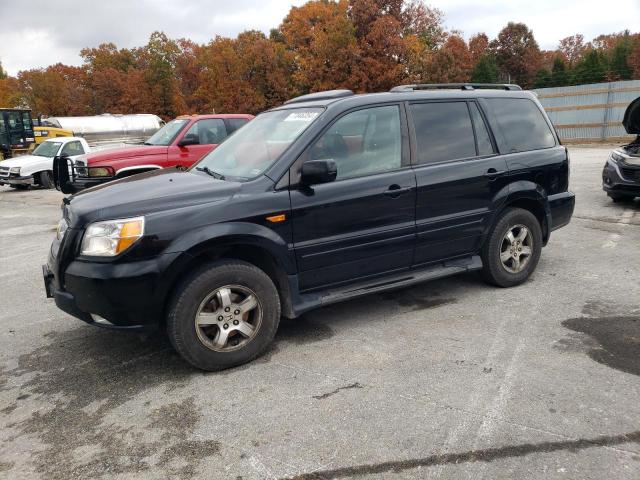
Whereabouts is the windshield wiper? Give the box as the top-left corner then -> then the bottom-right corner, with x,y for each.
196,166 -> 226,180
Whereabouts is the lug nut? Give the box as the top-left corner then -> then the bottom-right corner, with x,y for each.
224,307 -> 230,312
234,309 -> 240,315
233,320 -> 239,325
223,323 -> 229,329
218,315 -> 223,321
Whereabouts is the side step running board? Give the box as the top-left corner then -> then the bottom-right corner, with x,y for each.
292,255 -> 482,316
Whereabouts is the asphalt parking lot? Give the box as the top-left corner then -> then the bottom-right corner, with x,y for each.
0,146 -> 639,480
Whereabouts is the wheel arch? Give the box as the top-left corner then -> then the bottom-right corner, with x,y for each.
494,181 -> 550,245
159,231 -> 296,323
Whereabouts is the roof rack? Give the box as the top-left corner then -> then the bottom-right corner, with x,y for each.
284,89 -> 355,105
390,83 -> 522,92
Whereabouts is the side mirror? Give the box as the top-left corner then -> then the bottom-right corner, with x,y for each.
52,154 -> 79,194
178,134 -> 199,147
300,159 -> 337,186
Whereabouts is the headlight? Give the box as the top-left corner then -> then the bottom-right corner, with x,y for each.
9,167 -> 20,174
56,218 -> 68,240
610,152 -> 625,163
88,167 -> 114,178
81,217 -> 144,257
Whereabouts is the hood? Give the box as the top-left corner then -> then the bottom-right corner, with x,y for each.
83,145 -> 168,165
66,168 -> 241,226
0,154 -> 47,169
623,97 -> 640,134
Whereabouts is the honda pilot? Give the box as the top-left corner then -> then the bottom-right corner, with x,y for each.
44,84 -> 575,371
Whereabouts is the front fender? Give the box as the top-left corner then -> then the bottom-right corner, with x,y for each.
166,221 -> 295,274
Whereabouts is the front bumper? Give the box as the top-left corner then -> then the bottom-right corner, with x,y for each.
0,174 -> 34,186
44,248 -> 181,330
602,159 -> 640,196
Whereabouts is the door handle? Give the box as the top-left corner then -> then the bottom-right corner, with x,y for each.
484,168 -> 507,179
384,184 -> 412,197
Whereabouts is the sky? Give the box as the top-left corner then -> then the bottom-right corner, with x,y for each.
1,0 -> 639,76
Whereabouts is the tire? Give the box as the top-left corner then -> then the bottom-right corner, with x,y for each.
39,171 -> 54,189
167,260 -> 281,371
481,208 -> 543,288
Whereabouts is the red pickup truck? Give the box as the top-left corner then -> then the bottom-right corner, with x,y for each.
66,114 -> 253,190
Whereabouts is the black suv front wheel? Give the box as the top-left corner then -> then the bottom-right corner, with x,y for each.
481,208 -> 542,287
167,260 -> 281,371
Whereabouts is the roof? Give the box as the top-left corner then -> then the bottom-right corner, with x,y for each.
271,86 -> 535,111
175,114 -> 255,120
41,136 -> 87,144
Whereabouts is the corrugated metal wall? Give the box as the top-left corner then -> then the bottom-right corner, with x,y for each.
533,80 -> 640,143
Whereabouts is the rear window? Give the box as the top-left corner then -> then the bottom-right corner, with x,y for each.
226,118 -> 249,133
410,102 -> 476,164
486,98 -> 555,152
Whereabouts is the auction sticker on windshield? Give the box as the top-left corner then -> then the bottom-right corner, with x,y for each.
284,111 -> 319,122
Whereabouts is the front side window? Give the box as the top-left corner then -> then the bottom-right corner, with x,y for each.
61,141 -> 85,156
184,119 -> 228,145
308,105 -> 402,180
411,102 -> 476,165
32,141 -> 62,157
193,108 -> 323,180
145,119 -> 189,146
486,98 -> 556,152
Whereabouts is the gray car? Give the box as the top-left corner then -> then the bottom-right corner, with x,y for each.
602,97 -> 640,202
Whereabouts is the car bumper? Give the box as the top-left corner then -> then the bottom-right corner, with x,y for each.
602,160 -> 640,196
0,175 -> 34,185
44,250 -> 181,330
548,191 -> 575,231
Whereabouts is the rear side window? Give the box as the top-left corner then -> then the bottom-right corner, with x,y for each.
410,102 -> 476,164
226,118 -> 249,133
486,98 -> 555,152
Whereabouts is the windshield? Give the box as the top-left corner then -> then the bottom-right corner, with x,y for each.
192,108 -> 323,180
145,119 -> 189,146
32,141 -> 62,157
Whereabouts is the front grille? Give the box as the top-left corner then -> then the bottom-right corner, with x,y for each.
0,167 -> 9,178
620,164 -> 640,181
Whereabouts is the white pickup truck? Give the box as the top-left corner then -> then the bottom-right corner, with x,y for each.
0,137 -> 90,189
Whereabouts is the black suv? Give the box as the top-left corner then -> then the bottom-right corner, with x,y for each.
44,84 -> 575,371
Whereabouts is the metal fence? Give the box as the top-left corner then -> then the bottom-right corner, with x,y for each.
533,80 -> 640,143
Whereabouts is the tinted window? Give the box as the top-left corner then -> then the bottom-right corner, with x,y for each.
226,118 -> 249,133
410,102 -> 476,164
469,103 -> 494,156
185,119 -> 228,145
486,98 -> 555,152
309,105 -> 402,180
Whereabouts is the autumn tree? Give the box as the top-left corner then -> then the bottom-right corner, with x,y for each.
423,34 -> 472,83
280,0 -> 359,93
469,33 -> 489,65
558,34 -> 586,66
489,22 -> 542,87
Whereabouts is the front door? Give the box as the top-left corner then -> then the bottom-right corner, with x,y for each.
290,104 -> 417,291
168,118 -> 229,168
409,100 -> 509,265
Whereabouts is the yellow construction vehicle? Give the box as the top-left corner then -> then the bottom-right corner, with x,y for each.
0,108 -> 35,159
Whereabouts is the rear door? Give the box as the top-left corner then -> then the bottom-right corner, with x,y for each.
410,100 -> 509,265
168,119 -> 228,168
289,104 -> 417,291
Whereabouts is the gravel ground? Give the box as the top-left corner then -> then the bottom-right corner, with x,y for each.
0,146 -> 639,480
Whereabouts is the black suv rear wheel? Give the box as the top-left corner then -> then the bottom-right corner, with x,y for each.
167,260 -> 281,371
481,208 -> 542,287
